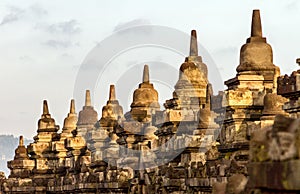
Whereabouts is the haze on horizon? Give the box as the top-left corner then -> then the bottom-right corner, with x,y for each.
0,0 -> 299,139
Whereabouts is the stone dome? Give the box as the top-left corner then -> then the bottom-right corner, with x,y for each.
14,136 -> 29,160
101,85 -> 123,120
131,85 -> 159,108
37,100 -> 58,132
263,93 -> 288,115
63,99 -> 78,130
130,65 -> 160,109
77,90 -> 98,125
177,30 -> 208,86
174,30 -> 208,101
178,61 -> 208,88
236,10 -> 277,74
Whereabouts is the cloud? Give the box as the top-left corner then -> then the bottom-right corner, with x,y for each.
0,6 -> 25,26
39,20 -> 81,35
29,4 -> 48,17
37,20 -> 81,49
43,40 -> 73,49
0,4 -> 47,26
113,19 -> 151,32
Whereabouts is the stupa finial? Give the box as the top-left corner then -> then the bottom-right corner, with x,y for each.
143,65 -> 150,83
70,99 -> 75,113
85,90 -> 91,106
190,30 -> 198,56
43,100 -> 49,115
19,136 -> 24,146
109,85 -> 116,101
251,10 -> 262,37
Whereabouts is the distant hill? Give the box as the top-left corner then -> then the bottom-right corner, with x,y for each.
0,135 -> 32,177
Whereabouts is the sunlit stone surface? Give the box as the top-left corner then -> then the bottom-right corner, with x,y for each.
1,10 -> 300,194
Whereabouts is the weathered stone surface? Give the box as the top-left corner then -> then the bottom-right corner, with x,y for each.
37,100 -> 59,133
77,90 -> 98,138
2,9 -> 300,194
236,10 -> 280,91
248,160 -> 300,190
130,65 -> 160,122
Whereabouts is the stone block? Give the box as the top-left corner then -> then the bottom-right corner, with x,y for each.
248,160 -> 300,190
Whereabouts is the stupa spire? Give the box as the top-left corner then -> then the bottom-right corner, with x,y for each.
109,85 -> 116,101
85,90 -> 91,106
189,30 -> 198,56
62,99 -> 78,132
296,58 -> 300,66
100,85 -> 124,124
70,99 -> 75,114
130,65 -> 160,121
19,136 -> 24,146
251,10 -> 262,37
143,65 -> 150,83
43,100 -> 49,115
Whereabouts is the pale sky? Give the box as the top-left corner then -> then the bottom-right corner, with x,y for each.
0,0 -> 299,138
